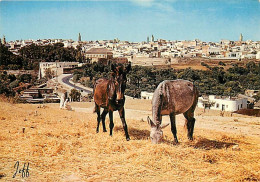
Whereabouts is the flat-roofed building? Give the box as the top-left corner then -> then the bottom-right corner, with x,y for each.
85,48 -> 113,63
198,95 -> 247,112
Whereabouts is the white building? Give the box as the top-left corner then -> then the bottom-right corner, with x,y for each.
241,54 -> 256,59
141,91 -> 154,100
208,47 -> 221,55
39,62 -> 80,79
198,95 -> 247,112
228,52 -> 242,59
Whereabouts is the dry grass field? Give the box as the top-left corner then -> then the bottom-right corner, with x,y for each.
0,97 -> 260,181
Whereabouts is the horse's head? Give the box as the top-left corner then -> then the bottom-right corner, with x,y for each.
147,116 -> 169,144
110,63 -> 131,103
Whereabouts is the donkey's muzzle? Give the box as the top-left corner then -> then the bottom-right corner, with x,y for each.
116,99 -> 124,105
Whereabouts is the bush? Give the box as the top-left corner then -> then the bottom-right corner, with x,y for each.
70,89 -> 81,102
218,61 -> 226,66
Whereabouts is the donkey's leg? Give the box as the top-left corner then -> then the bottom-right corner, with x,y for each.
109,110 -> 114,136
96,104 -> 101,133
183,111 -> 196,141
170,113 -> 178,143
118,107 -> 130,141
101,109 -> 108,132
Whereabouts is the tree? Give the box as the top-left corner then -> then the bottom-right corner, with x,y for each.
253,92 -> 260,102
218,61 -> 226,66
70,89 -> 81,102
202,100 -> 216,110
44,68 -> 55,79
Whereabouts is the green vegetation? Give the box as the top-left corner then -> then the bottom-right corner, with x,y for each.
0,71 -> 38,96
70,88 -> 81,102
0,42 -> 23,70
74,62 -> 260,98
0,42 -> 84,70
1,43 -> 259,99
0,42 -> 84,96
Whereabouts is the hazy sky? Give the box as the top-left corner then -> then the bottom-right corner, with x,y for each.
0,0 -> 260,42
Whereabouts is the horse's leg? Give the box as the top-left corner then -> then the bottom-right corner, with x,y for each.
109,110 -> 114,136
169,113 -> 178,143
101,109 -> 108,132
118,107 -> 130,141
183,110 -> 195,141
96,104 -> 101,133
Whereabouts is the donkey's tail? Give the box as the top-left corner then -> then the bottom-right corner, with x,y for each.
92,78 -> 97,113
93,104 -> 98,113
92,77 -> 96,93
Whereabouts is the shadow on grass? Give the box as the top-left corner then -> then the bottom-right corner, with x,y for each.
114,126 -> 177,145
113,127 -> 237,149
190,138 -> 236,150
114,126 -> 150,140
0,173 -> 6,179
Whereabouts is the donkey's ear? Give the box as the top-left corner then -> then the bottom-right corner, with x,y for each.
111,64 -> 117,73
160,123 -> 170,129
125,63 -> 131,73
147,116 -> 156,127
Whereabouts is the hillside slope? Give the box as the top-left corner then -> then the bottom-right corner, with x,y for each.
0,100 -> 259,181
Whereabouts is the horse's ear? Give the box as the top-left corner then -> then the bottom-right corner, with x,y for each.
147,116 -> 156,127
125,63 -> 131,73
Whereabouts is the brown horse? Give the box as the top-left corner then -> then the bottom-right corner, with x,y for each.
93,64 -> 131,141
147,80 -> 199,144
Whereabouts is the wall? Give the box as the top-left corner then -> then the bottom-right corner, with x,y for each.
131,57 -> 168,66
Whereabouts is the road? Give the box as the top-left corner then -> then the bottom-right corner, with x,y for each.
59,74 -> 92,95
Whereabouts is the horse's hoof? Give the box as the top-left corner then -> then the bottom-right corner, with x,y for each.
103,130 -> 107,132
96,130 -> 99,133
126,137 -> 130,141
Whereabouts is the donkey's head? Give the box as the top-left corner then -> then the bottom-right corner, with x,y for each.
147,116 -> 169,144
111,63 -> 131,102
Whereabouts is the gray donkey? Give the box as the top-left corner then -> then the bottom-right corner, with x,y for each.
147,80 -> 199,144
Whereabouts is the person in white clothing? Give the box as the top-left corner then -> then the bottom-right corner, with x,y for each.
60,91 -> 68,109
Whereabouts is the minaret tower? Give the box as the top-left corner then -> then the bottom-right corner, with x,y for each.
2,35 -> 6,44
239,33 -> 243,42
78,33 -> 82,42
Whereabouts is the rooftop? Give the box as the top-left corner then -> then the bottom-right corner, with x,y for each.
86,48 -> 113,54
